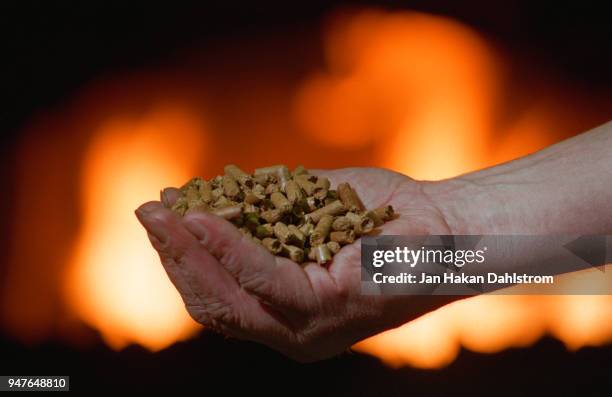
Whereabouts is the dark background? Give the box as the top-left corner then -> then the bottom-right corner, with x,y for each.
1,1 -> 611,394
2,1 -> 611,144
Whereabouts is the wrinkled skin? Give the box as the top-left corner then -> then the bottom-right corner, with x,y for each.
136,168 -> 457,362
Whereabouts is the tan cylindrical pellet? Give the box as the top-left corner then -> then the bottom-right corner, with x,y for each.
211,175 -> 223,188
212,205 -> 243,220
277,166 -> 291,191
270,191 -> 292,213
331,216 -> 352,231
327,241 -> 341,254
273,222 -> 291,243
185,203 -> 209,215
244,203 -> 260,214
285,180 -> 304,204
295,174 -> 316,195
254,164 -> 290,190
224,164 -> 254,188
288,224 -> 306,246
337,183 -> 365,212
244,212 -> 260,231
211,187 -> 224,201
299,221 -> 314,237
262,238 -> 282,254
244,191 -> 263,204
310,214 -> 334,246
305,196 -> 319,212
355,215 -> 375,236
330,230 -> 355,245
254,164 -> 288,177
222,174 -> 241,199
171,196 -> 188,216
313,177 -> 330,200
274,222 -> 303,246
365,210 -> 383,226
356,216 -> 374,235
345,212 -> 374,235
253,173 -> 271,186
180,177 -> 202,193
239,227 -> 253,238
306,200 -> 346,223
313,244 -> 332,265
371,205 -> 395,221
344,212 -> 360,224
184,185 -> 200,206
255,223 -> 274,239
224,164 -> 246,178
260,209 -> 283,223
252,184 -> 266,196
282,244 -> 304,263
213,195 -> 233,208
297,174 -> 317,182
265,183 -> 279,195
292,165 -> 308,177
198,180 -> 213,203
315,176 -> 330,188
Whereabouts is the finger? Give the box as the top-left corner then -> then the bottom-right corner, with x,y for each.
182,212 -> 318,315
160,187 -> 182,207
136,201 -> 238,308
145,230 -> 201,305
136,201 -> 248,332
302,261 -> 349,309
136,202 -> 294,342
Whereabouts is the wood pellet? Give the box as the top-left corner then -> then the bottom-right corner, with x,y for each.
165,165 -> 395,265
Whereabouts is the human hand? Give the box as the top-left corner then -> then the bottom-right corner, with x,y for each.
135,167 -> 458,362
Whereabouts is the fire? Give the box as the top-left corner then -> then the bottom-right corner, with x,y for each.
293,9 -> 612,368
3,6 -> 610,368
294,10 -> 498,178
64,106 -> 205,350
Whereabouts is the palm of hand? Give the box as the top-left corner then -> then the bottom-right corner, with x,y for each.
135,167 -> 451,362
313,168 -> 452,280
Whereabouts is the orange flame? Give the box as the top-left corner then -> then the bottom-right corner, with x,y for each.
294,10 -> 500,178
293,9 -> 612,368
64,106 -> 205,350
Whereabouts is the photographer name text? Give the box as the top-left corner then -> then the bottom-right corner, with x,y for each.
372,272 -> 554,284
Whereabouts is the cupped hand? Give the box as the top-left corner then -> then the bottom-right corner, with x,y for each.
135,167 -> 456,362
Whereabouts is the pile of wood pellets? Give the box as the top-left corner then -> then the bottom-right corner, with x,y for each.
165,165 -> 395,265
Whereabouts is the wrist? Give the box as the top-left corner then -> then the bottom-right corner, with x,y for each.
421,177 -> 512,234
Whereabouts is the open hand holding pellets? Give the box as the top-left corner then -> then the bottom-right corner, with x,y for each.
165,165 -> 395,265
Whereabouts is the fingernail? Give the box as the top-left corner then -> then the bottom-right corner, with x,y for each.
161,187 -> 182,208
160,189 -> 169,208
136,201 -> 159,215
